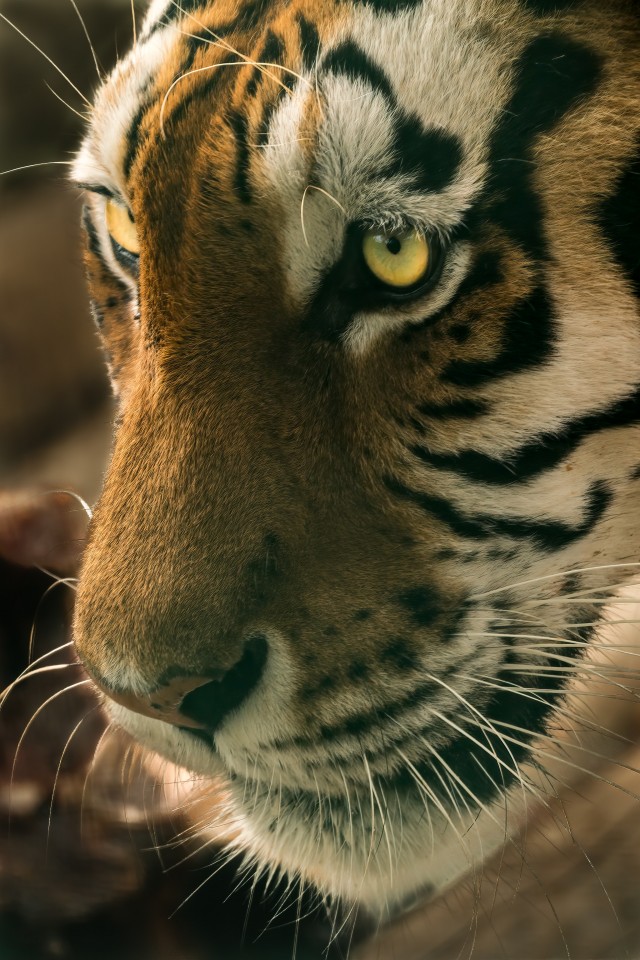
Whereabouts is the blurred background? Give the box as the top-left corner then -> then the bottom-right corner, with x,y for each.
0,0 -> 121,488
1,3 -> 640,959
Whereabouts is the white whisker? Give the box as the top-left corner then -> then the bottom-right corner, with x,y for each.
47,706 -> 100,854
470,562 -> 640,601
67,0 -> 102,80
9,681 -> 93,825
0,161 -> 75,178
45,83 -> 90,122
0,12 -> 90,104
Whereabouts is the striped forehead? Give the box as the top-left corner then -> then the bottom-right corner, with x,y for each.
261,5 -> 516,214
74,0 -> 517,199
72,0 -> 606,343
73,23 -> 182,193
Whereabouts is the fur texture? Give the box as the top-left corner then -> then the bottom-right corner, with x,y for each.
72,0 -> 640,916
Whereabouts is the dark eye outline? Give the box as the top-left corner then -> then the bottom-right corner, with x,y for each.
335,223 -> 445,309
109,234 -> 140,275
357,226 -> 444,303
304,222 -> 448,342
77,183 -> 140,276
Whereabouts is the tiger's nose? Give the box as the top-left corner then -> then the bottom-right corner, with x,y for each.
85,634 -> 269,735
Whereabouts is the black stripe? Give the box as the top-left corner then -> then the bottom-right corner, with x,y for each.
131,42 -> 240,177
125,32 -> 229,178
290,678 -> 433,744
519,0 -> 578,11
393,625 -> 588,806
443,284 -> 555,387
385,476 -> 612,551
267,647 -> 585,817
256,91 -> 282,145
353,0 -> 424,10
136,22 -> 237,177
145,1 -> 285,163
164,30 -> 242,133
228,110 -> 253,204
172,65 -> 238,132
246,30 -> 285,97
436,34 -> 602,388
399,658 -> 569,807
178,0 -> 280,41
305,693 -> 489,772
385,114 -> 463,194
386,477 -> 492,540
230,0 -> 281,34
146,0 -> 208,35
260,651 -> 565,807
322,40 -> 462,194
411,386 -> 640,484
123,92 -> 153,179
282,655 -> 471,750
144,0 -> 174,35
297,14 -> 321,72
322,40 -> 394,100
259,29 -> 285,65
416,398 -> 488,420
82,205 -> 103,260
181,28 -> 214,74
598,138 -> 640,302
482,33 -> 602,262
294,639 -> 574,807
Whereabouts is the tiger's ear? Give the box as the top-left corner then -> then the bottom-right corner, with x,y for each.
0,490 -> 89,576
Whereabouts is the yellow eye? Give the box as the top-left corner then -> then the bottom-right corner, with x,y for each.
362,228 -> 430,289
105,198 -> 140,255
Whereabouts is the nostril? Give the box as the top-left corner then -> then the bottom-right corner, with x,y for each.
80,634 -> 269,733
179,633 -> 269,733
79,664 -> 215,731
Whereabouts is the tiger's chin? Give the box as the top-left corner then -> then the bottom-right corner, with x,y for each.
224,774 -> 518,916
107,701 -> 526,917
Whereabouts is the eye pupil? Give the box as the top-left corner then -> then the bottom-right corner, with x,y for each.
361,227 -> 432,293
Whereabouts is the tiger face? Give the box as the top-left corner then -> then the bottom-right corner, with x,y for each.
72,0 -> 640,914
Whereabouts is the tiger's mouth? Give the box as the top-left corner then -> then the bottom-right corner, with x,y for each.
105,613 -> 583,799
113,650 -> 564,802
101,613 -> 591,914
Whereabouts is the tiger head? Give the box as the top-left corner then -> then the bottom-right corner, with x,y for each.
72,0 -> 640,914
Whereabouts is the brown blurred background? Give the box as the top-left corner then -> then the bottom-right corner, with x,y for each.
0,0 -> 123,489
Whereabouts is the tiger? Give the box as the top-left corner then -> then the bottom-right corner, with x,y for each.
70,0 -> 640,926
